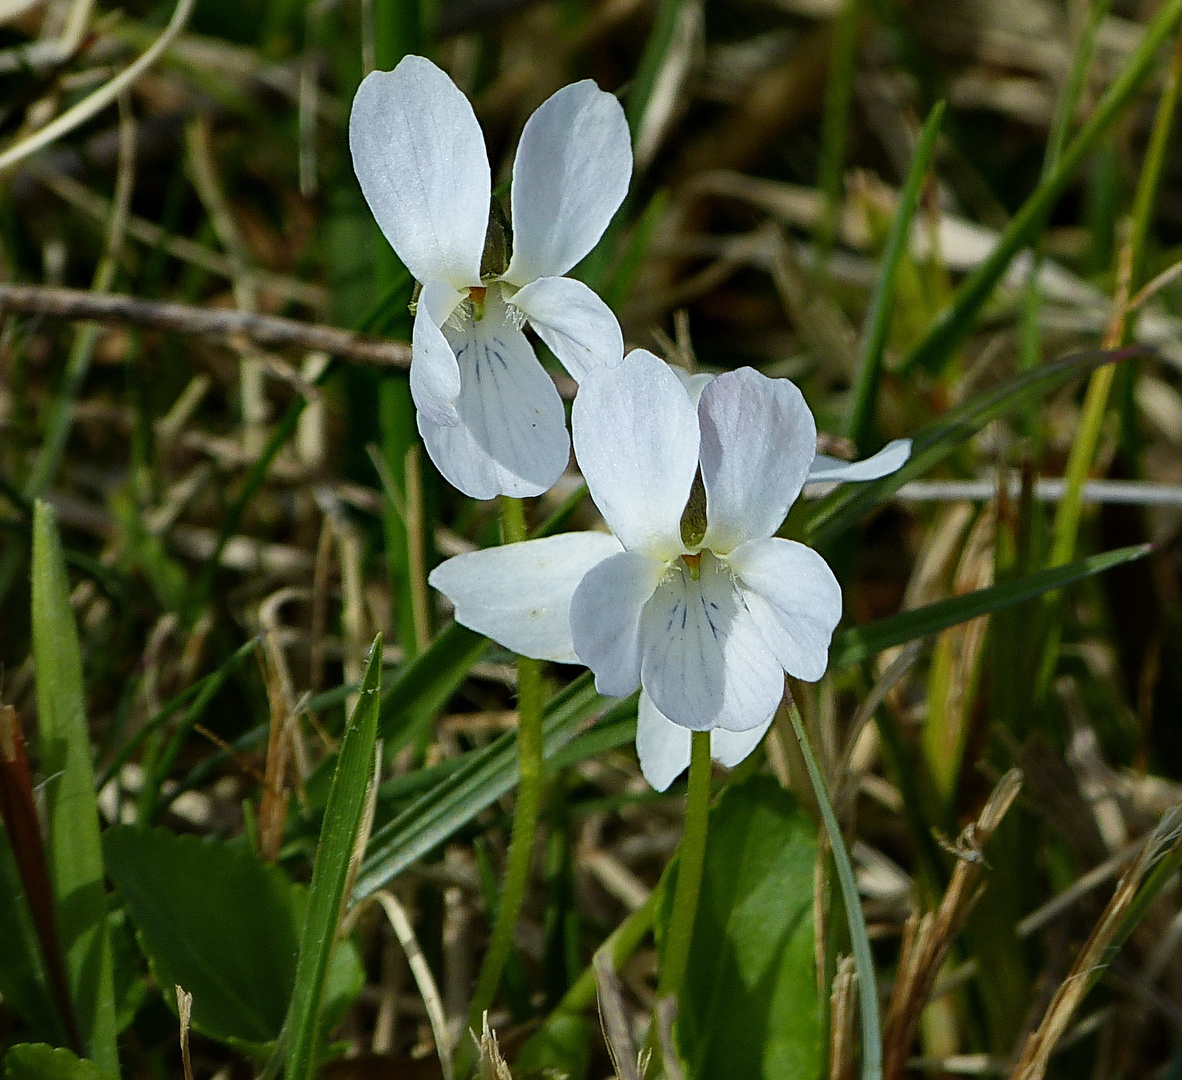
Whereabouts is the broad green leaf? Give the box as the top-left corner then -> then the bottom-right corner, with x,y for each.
4,1044 -> 113,1080
356,673 -> 622,900
829,542 -> 1149,669
31,502 -> 118,1076
513,1015 -> 591,1080
103,826 -> 303,1045
657,776 -> 821,1080
282,636 -> 383,1080
804,346 -> 1144,547
0,832 -> 65,1044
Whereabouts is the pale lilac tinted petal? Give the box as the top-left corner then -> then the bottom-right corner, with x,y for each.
570,550 -> 666,697
727,537 -> 842,682
806,439 -> 912,483
698,368 -> 817,553
410,280 -> 463,425
711,713 -> 775,768
635,692 -> 691,792
419,292 -> 568,499
510,276 -> 623,381
670,368 -> 716,406
350,57 -> 489,288
639,554 -> 784,732
504,81 -> 632,286
572,350 -> 698,561
428,532 -> 622,662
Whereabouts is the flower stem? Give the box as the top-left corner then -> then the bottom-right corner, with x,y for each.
787,699 -> 881,1080
657,729 -> 712,1000
464,497 -> 545,1039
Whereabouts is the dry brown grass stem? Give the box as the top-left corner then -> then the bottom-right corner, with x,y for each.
881,769 -> 1024,1080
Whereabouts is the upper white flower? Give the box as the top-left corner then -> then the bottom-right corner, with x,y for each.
349,56 -> 632,500
429,350 -> 911,789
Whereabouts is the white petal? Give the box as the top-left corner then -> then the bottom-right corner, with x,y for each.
572,350 -> 698,561
503,80 -> 632,286
428,532 -> 622,662
711,714 -> 774,768
806,439 -> 912,483
410,280 -> 463,425
635,692 -> 691,792
698,368 -> 817,553
569,550 -> 666,697
350,57 -> 489,288
419,290 -> 569,499
510,277 -> 623,381
639,553 -> 784,732
671,368 -> 716,406
727,537 -> 842,683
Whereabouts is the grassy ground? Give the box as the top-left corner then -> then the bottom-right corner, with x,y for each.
4,0 -> 1182,1077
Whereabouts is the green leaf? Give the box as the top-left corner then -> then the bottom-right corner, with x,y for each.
830,542 -> 1150,669
4,1044 -> 113,1080
657,776 -> 821,1080
102,827 -> 302,1046
513,1014 -> 591,1080
804,346 -> 1145,548
282,636 -> 383,1080
356,673 -> 622,900
31,502 -> 118,1076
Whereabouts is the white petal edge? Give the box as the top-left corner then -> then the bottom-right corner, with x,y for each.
639,554 -> 785,732
410,280 -> 463,426
510,276 -> 623,382
698,368 -> 817,554
570,550 -> 666,697
350,57 -> 490,289
727,537 -> 842,683
573,350 -> 699,562
636,693 -> 775,792
806,438 -> 912,483
671,368 -> 716,406
504,80 -> 632,286
419,294 -> 569,499
428,532 -> 622,662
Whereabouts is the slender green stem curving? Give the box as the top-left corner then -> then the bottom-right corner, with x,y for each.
463,497 -> 546,1055
787,700 -> 881,1080
657,730 -> 712,999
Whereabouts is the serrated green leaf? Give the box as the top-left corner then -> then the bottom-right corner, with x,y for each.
656,776 -> 821,1080
4,1044 -> 113,1080
282,635 -> 383,1080
830,543 -> 1150,669
31,502 -> 118,1076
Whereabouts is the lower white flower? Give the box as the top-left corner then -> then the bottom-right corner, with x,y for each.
429,350 -> 911,790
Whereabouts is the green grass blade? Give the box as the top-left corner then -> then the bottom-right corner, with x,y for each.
805,345 -> 1146,548
31,502 -> 118,1076
847,100 -> 945,450
899,0 -> 1182,376
816,0 -> 861,259
281,635 -> 383,1080
355,674 -> 624,900
829,542 -> 1150,669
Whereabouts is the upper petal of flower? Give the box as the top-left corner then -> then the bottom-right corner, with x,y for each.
806,438 -> 912,483
428,531 -> 623,662
570,549 -> 666,697
698,368 -> 817,553
639,555 -> 784,732
503,80 -> 632,286
727,537 -> 842,683
509,276 -> 623,382
419,296 -> 569,499
671,368 -> 716,406
410,280 -> 464,426
350,57 -> 489,289
572,350 -> 698,561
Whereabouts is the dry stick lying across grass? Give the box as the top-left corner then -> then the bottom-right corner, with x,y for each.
881,768 -> 1024,1080
0,285 -> 581,399
1008,807 -> 1182,1080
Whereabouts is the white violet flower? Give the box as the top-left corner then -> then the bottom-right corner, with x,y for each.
350,56 -> 632,500
429,350 -> 911,790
